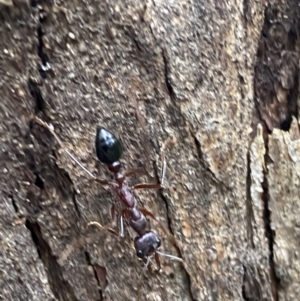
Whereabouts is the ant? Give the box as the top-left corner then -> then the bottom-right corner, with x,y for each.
31,116 -> 182,271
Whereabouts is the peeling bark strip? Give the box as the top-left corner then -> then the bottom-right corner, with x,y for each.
250,125 -> 278,301
1,0 -> 299,301
268,118 -> 300,301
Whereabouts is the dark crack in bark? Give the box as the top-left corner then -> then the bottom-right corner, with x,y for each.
261,138 -> 279,301
25,219 -> 80,301
34,172 -> 45,190
242,265 -> 263,301
32,0 -> 51,79
189,128 -> 229,190
242,0 -> 250,25
161,48 -> 175,99
28,79 -> 45,114
28,0 -> 51,115
152,152 -> 195,301
9,195 -> 19,214
84,251 -> 104,301
245,151 -> 254,248
29,121 -> 81,218
51,150 -> 81,218
149,158 -> 173,237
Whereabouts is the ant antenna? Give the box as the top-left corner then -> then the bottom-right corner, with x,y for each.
31,116 -> 97,179
160,137 -> 174,187
31,116 -> 117,189
142,256 -> 153,273
87,221 -> 119,236
64,149 -> 96,179
161,156 -> 167,187
119,215 -> 124,238
156,251 -> 183,262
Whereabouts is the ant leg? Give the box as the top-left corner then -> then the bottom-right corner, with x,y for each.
136,256 -> 152,299
155,250 -> 183,263
140,208 -> 183,264
110,203 -> 116,221
87,221 -> 119,236
59,221 -> 118,264
132,137 -> 172,190
98,204 -> 124,237
107,203 -> 117,229
154,252 -> 161,271
142,256 -> 153,274
140,208 -> 172,239
120,209 -> 131,237
159,137 -> 169,187
133,183 -> 162,190
31,116 -> 116,188
124,168 -> 146,178
132,166 -> 163,191
88,214 -> 134,253
120,215 -> 124,238
140,209 -> 183,264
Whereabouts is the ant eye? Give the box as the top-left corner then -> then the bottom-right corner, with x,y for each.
95,127 -> 123,164
137,249 -> 144,258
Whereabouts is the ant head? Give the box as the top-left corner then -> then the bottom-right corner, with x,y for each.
95,127 -> 123,164
134,231 -> 161,259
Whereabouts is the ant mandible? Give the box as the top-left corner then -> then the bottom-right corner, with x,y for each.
31,116 -> 182,271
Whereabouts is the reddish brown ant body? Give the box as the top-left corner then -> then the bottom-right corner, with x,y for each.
31,116 -> 182,270
94,126 -> 164,265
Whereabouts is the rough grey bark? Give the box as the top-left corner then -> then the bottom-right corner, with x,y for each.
0,0 -> 299,301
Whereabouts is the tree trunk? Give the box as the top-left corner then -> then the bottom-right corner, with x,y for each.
0,0 -> 299,300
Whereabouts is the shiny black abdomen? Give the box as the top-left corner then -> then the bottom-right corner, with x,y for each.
95,127 -> 123,164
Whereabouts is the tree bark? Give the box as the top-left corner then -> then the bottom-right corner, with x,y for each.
0,0 -> 299,301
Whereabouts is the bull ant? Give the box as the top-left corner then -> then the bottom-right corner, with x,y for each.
31,116 -> 182,271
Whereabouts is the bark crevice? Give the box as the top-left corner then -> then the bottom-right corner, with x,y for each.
25,219 -> 79,301
245,151 -> 255,249
84,251 -> 104,301
262,139 -> 279,301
